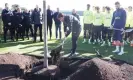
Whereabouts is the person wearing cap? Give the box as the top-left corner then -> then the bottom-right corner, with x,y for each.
57,13 -> 81,57
101,7 -> 113,46
111,2 -> 126,55
82,4 -> 93,44
92,6 -> 103,44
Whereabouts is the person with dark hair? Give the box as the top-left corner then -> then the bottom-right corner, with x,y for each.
82,4 -> 93,44
22,9 -> 33,40
72,9 -> 80,20
2,3 -> 13,42
92,6 -> 103,44
126,6 -> 133,46
31,5 -> 43,42
57,13 -> 81,57
111,2 -> 126,55
124,6 -> 132,44
47,5 -> 53,40
53,8 -> 62,39
101,7 -> 113,46
13,8 -> 24,41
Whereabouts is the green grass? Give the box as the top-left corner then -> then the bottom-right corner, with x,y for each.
0,16 -> 133,64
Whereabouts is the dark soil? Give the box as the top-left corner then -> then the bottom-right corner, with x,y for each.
1,53 -> 133,80
65,58 -> 133,80
0,53 -> 40,80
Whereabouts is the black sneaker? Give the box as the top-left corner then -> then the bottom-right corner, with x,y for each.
40,39 -> 43,42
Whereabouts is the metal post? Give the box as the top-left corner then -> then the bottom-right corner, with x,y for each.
43,0 -> 48,68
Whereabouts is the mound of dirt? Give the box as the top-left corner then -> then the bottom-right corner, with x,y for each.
0,53 -> 40,79
66,58 -> 133,80
0,53 -> 39,69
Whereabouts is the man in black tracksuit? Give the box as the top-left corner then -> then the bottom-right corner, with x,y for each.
47,5 -> 53,40
22,9 -> 33,40
12,8 -> 24,41
58,13 -> 81,56
72,9 -> 80,21
2,3 -> 13,42
53,8 -> 62,39
31,5 -> 43,42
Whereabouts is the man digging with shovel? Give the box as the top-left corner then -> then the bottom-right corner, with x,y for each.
57,13 -> 81,57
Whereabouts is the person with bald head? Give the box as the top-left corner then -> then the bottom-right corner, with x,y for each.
47,5 -> 53,40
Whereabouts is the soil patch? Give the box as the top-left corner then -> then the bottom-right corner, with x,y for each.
65,58 -> 133,80
1,53 -> 133,80
0,53 -> 40,80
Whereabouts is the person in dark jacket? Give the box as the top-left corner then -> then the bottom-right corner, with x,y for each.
2,3 -> 13,42
57,13 -> 81,57
111,2 -> 126,55
13,8 -> 24,41
22,9 -> 33,40
72,9 -> 80,20
53,8 -> 62,39
47,5 -> 53,40
31,5 -> 43,42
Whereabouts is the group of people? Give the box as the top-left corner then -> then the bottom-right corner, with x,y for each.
81,1 -> 133,56
2,3 -> 44,43
81,2 -> 129,56
1,3 -> 79,43
57,1 -> 131,56
1,1 -> 132,56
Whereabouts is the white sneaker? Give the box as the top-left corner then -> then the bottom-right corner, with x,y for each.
82,39 -> 86,43
32,37 -> 34,41
101,43 -> 105,46
56,38 -> 59,40
108,42 -> 111,46
124,41 -> 127,45
97,39 -> 100,43
118,51 -> 124,55
112,50 -> 119,53
88,39 -> 91,44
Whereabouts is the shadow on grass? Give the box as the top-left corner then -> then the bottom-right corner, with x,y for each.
0,40 -> 35,48
19,39 -> 62,49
